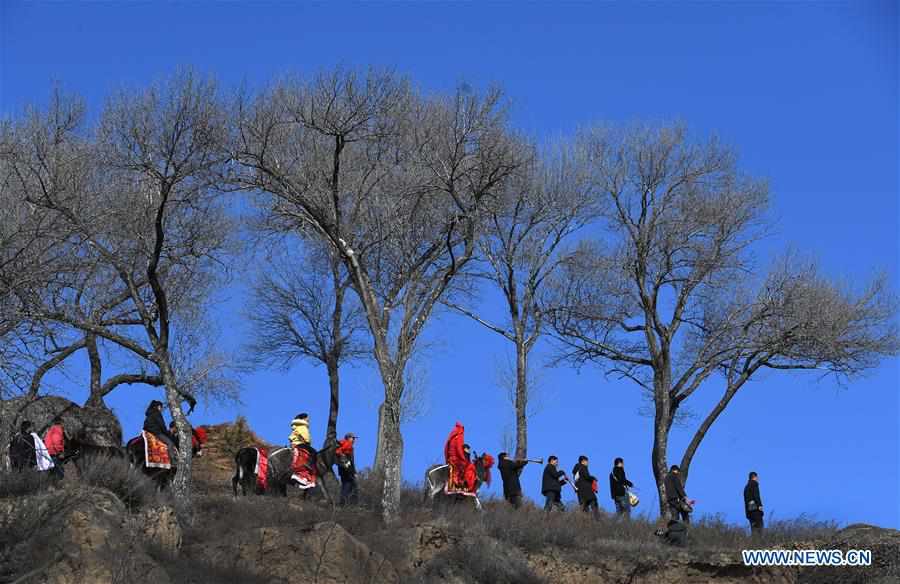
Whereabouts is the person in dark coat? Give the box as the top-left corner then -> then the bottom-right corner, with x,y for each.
572,455 -> 599,518
665,465 -> 691,523
143,400 -> 177,458
609,457 -> 634,517
744,471 -> 764,535
541,455 -> 567,513
9,420 -> 37,471
498,452 -> 528,509
336,433 -> 358,506
168,420 -> 206,454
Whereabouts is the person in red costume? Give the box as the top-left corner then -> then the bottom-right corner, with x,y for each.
444,422 -> 477,493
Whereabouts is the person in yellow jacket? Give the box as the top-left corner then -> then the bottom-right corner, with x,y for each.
289,413 -> 311,447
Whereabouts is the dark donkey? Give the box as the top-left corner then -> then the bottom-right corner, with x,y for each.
232,442 -> 343,502
126,432 -> 205,490
424,452 -> 494,511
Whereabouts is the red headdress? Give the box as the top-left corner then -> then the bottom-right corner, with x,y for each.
480,453 -> 495,486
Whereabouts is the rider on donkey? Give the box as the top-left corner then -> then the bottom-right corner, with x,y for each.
143,400 -> 177,461
444,422 -> 477,493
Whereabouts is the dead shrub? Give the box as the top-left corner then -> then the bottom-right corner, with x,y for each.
420,535 -> 545,584
0,468 -> 55,498
77,453 -> 167,509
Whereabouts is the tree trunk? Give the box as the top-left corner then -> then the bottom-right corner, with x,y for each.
325,357 -> 340,447
0,407 -> 12,471
160,358 -> 192,510
372,402 -> 386,477
514,341 -> 528,460
379,393 -> 404,524
85,333 -> 103,407
679,384 -> 739,486
325,254 -> 345,450
651,369 -> 673,518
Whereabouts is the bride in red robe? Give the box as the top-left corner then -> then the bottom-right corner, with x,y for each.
444,422 -> 477,493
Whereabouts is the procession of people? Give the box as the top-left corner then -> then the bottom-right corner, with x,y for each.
5,402 -> 766,541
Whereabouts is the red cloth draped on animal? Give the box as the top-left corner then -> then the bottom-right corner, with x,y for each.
192,426 -> 208,451
291,446 -> 317,489
255,447 -> 269,492
444,422 -> 476,493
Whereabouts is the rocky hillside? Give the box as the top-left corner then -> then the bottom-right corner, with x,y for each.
1,421 -> 897,584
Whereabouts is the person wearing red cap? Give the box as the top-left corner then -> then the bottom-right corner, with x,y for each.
335,432 -> 358,505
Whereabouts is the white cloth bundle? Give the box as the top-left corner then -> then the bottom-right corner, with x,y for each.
31,432 -> 55,471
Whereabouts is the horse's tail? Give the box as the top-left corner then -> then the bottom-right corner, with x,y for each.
235,450 -> 244,479
424,466 -> 440,502
232,448 -> 248,496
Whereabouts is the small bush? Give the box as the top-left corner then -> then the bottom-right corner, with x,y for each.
421,535 -> 545,584
355,471 -> 425,510
687,513 -> 753,549
218,416 -> 257,454
147,545 -> 271,584
77,454 -> 166,509
0,469 -> 55,498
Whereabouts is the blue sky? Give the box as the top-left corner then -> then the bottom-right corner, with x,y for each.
2,1 -> 897,527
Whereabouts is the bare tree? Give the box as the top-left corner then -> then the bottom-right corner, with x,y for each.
234,68 -> 524,521
544,124 -> 899,515
2,74 -> 233,506
445,146 -> 595,458
246,238 -> 368,445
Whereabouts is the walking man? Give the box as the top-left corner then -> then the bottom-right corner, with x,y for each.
572,455 -> 600,518
744,471 -> 764,535
9,421 -> 37,471
541,455 -> 567,513
609,457 -> 634,517
9,420 -> 54,473
336,433 -> 359,506
498,452 -> 528,509
665,465 -> 692,523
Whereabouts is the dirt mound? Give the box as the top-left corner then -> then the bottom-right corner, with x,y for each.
192,419 -> 275,494
798,524 -> 900,584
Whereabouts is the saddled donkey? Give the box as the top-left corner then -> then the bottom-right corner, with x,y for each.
232,442 -> 343,502
126,433 -> 205,490
424,452 -> 494,511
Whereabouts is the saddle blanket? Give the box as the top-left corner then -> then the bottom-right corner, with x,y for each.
142,431 -> 172,469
